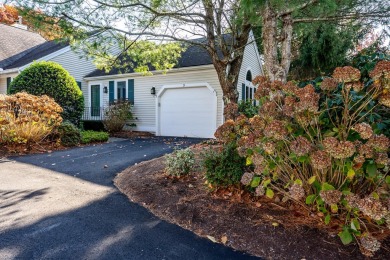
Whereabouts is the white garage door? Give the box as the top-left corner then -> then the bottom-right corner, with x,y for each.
159,86 -> 216,138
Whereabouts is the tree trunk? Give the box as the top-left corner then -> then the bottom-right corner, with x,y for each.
262,5 -> 293,83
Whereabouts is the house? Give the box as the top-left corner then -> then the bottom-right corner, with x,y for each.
84,32 -> 263,138
0,24 -> 263,138
0,23 -> 46,93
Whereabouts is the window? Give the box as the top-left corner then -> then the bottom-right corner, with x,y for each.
242,69 -> 256,102
117,81 -> 126,101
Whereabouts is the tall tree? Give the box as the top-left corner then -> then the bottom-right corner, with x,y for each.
15,0 -> 389,112
0,4 -> 65,40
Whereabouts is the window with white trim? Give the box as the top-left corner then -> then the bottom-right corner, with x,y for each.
242,70 -> 256,101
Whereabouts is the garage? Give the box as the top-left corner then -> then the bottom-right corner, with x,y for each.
157,84 -> 217,138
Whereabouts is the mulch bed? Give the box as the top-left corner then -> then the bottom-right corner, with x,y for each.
114,145 -> 390,259
110,131 -> 154,139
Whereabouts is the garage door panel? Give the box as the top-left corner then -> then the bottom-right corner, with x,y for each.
159,87 -> 216,138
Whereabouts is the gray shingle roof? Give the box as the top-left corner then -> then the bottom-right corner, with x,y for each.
4,40 -> 69,69
0,24 -> 46,69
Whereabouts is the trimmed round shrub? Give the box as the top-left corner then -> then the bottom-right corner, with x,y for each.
57,121 -> 81,147
165,148 -> 195,177
9,61 -> 84,126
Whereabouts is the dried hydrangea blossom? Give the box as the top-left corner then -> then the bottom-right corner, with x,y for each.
249,115 -> 266,131
282,96 -> 296,117
375,152 -> 389,166
254,164 -> 265,175
240,172 -> 254,186
214,120 -> 236,143
368,134 -> 390,152
332,66 -> 361,83
357,196 -> 388,221
253,153 -> 265,166
320,77 -> 338,91
294,85 -> 320,113
310,150 -> 332,170
345,194 -> 360,208
223,102 -> 238,120
269,90 -> 284,102
259,101 -> 279,119
323,137 -> 356,159
270,80 -> 284,91
290,136 -> 312,156
253,76 -> 271,98
281,81 -> 298,94
353,154 -> 366,165
352,82 -> 364,92
369,60 -> 390,80
237,146 -> 248,157
294,112 -> 312,127
319,190 -> 342,205
255,185 -> 265,196
360,235 -> 381,257
379,92 -> 390,108
358,143 -> 374,158
289,183 -> 305,201
262,141 -> 276,155
264,120 -> 287,140
352,122 -> 373,139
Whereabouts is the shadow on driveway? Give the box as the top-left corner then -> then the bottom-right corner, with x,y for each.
0,192 -> 258,259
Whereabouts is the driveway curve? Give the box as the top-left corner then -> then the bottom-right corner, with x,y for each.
0,137 -> 258,260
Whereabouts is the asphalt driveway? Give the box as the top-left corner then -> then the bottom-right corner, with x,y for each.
0,137 -> 258,260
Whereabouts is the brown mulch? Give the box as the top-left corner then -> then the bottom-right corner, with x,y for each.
110,131 -> 154,139
114,146 -> 390,260
0,141 -> 66,158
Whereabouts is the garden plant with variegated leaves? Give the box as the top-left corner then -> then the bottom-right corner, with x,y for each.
214,61 -> 390,257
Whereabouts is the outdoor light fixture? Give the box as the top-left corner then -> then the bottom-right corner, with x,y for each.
151,87 -> 156,95
103,86 -> 108,93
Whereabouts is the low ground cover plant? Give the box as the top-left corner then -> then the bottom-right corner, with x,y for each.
80,130 -> 109,144
0,92 -> 62,146
103,100 -> 134,133
165,148 -> 195,177
214,61 -> 390,256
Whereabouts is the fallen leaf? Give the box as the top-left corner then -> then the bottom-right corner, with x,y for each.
207,235 -> 217,243
255,202 -> 262,208
272,222 -> 279,227
221,236 -> 228,244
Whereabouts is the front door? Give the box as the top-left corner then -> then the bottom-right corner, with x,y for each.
91,85 -> 100,117
117,81 -> 126,101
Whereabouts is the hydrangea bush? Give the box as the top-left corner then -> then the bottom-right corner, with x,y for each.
214,61 -> 390,256
0,92 -> 63,145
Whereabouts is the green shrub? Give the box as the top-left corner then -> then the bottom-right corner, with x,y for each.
103,100 -> 134,133
238,99 -> 258,118
202,143 -> 246,187
165,148 -> 195,177
9,61 -> 84,126
80,130 -> 109,144
57,121 -> 81,147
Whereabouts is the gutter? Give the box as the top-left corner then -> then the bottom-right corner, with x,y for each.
0,68 -> 20,75
84,64 -> 215,81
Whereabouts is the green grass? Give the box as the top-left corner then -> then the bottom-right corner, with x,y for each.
80,130 -> 109,144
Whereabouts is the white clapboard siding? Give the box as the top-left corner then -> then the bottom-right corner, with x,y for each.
48,50 -> 97,103
87,66 -> 223,133
237,31 -> 263,100
0,72 -> 19,94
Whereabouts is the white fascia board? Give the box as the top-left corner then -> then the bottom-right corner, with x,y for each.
19,45 -> 72,70
0,68 -> 20,75
249,30 -> 264,75
84,64 -> 215,81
